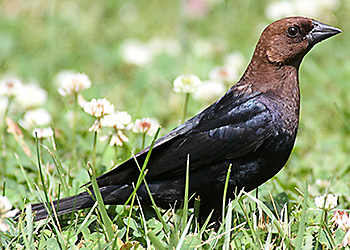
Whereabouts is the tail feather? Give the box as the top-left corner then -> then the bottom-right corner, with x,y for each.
31,191 -> 95,221
30,181 -> 176,221
31,185 -> 131,221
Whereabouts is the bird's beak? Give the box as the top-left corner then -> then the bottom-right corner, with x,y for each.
307,20 -> 342,47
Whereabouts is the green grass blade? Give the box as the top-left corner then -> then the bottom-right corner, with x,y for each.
222,164 -> 232,223
147,230 -> 167,250
75,202 -> 98,236
223,200 -> 233,250
243,191 -> 291,247
211,190 -> 243,248
334,103 -> 350,132
135,193 -> 151,248
126,184 -> 137,241
19,218 -> 31,250
15,153 -> 34,193
182,154 -> 190,231
34,134 -> 49,207
126,127 -> 170,234
132,154 -> 170,234
263,218 -> 275,250
198,210 -> 213,237
25,205 -> 34,248
41,144 -> 69,193
124,127 -> 161,206
88,130 -> 115,242
295,182 -> 308,249
88,162 -> 115,242
175,214 -> 194,250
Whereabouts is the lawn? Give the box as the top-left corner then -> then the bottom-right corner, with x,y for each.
1,0 -> 350,249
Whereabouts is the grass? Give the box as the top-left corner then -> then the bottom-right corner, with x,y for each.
1,0 -> 350,249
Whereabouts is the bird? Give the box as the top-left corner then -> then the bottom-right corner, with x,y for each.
30,17 -> 341,222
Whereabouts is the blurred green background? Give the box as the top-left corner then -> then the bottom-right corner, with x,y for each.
1,0 -> 350,204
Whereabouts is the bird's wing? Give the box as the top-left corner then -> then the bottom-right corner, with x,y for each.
95,90 -> 275,186
143,91 -> 275,180
136,90 -> 265,155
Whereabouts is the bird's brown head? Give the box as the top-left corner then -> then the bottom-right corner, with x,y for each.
237,17 -> 341,110
254,16 -> 341,67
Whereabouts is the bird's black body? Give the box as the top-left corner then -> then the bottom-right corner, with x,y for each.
31,17 -> 341,222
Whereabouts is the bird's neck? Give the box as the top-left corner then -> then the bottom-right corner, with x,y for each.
239,56 -> 301,135
240,56 -> 300,100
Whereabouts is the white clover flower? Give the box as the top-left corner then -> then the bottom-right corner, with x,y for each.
55,71 -> 91,96
84,98 -> 114,133
265,1 -> 296,20
110,130 -> 129,146
0,196 -> 12,216
15,81 -> 48,109
101,111 -> 133,130
343,229 -> 350,247
120,39 -> 153,67
265,0 -> 340,21
19,108 -> 52,130
0,196 -> 19,232
32,127 -> 54,139
294,0 -> 324,17
332,211 -> 350,247
331,210 -> 343,223
344,217 -> 350,232
133,118 -> 159,136
294,0 -> 339,19
100,111 -> 133,146
101,130 -> 130,147
0,76 -> 23,97
77,94 -> 88,108
332,211 -> 350,232
173,74 -> 202,94
89,120 -> 102,132
315,194 -> 338,210
83,98 -> 114,118
209,65 -> 238,84
193,80 -> 226,102
224,52 -> 245,71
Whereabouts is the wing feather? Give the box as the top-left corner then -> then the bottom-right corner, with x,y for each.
95,90 -> 274,186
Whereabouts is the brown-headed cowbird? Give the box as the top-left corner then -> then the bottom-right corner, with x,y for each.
30,17 -> 341,221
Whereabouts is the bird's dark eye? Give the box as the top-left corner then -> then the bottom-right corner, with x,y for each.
287,26 -> 299,37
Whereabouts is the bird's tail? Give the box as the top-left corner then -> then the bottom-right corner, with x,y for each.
30,185 -> 132,221
31,191 -> 95,221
